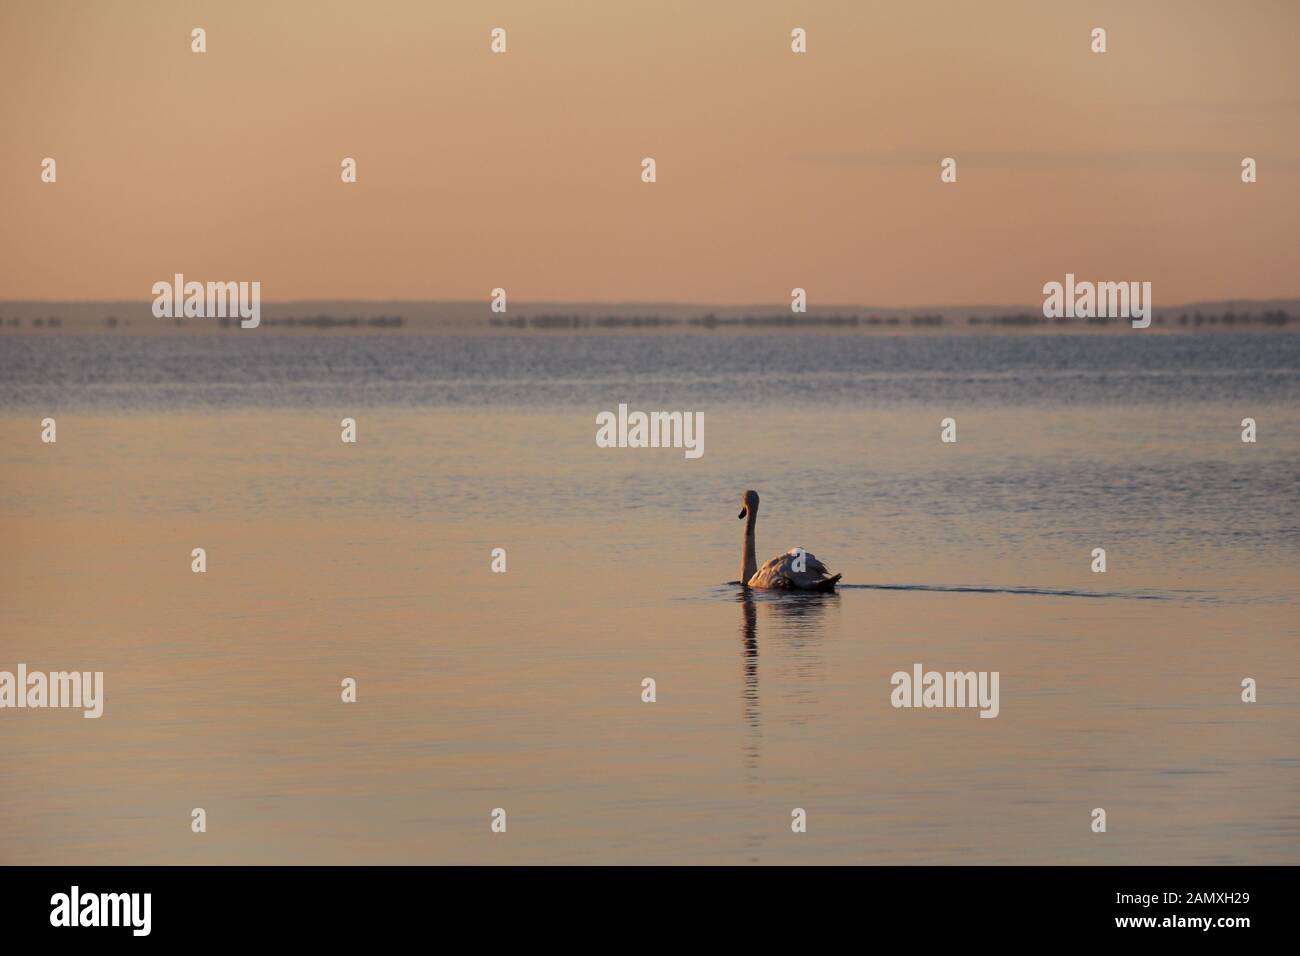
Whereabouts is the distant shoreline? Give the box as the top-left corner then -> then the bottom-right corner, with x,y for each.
2,299 -> 1298,335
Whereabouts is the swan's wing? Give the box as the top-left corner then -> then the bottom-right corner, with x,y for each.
748,554 -> 793,589
748,549 -> 839,589
788,547 -> 830,576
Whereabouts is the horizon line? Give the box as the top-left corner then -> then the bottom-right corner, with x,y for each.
3,296 -> 1299,312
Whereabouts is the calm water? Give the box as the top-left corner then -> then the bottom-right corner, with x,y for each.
1,331 -> 1297,863
3,331 -> 1299,410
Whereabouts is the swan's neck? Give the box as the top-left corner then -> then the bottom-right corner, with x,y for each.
741,512 -> 758,585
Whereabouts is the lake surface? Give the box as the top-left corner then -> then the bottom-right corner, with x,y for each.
1,330 -> 1297,863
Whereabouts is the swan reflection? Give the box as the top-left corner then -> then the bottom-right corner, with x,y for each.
735,588 -> 839,770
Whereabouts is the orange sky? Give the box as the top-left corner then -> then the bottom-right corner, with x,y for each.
1,0 -> 1296,306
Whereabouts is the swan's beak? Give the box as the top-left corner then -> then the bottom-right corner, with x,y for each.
738,507 -> 747,519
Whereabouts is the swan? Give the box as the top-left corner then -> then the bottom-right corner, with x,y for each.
738,490 -> 842,591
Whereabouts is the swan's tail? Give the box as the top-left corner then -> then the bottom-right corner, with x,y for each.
814,573 -> 842,592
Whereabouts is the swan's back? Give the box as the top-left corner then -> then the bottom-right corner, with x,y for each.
748,547 -> 842,591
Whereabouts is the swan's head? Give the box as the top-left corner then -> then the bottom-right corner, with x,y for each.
738,489 -> 759,520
